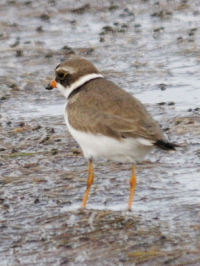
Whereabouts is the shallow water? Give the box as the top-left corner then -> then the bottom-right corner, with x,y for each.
1,0 -> 200,265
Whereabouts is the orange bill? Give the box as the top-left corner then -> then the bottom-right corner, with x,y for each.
46,79 -> 58,90
50,79 -> 58,88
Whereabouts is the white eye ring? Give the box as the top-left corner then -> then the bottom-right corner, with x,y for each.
57,72 -> 67,80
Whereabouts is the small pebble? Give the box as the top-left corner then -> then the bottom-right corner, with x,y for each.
40,14 -> 50,21
167,102 -> 175,106
16,50 -> 23,57
159,84 -> 167,91
36,26 -> 43,32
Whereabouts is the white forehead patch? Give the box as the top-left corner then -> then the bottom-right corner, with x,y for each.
56,66 -> 76,74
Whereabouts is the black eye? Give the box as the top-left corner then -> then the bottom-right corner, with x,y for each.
57,72 -> 67,80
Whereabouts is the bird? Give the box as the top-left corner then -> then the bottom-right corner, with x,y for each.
46,56 -> 177,210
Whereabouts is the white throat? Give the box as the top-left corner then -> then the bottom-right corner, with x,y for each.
56,73 -> 103,99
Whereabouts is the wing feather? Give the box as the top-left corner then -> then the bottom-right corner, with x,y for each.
67,78 -> 166,142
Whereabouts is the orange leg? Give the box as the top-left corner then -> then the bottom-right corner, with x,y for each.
82,159 -> 94,208
128,164 -> 137,210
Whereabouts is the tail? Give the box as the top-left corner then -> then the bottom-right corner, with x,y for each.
154,140 -> 179,150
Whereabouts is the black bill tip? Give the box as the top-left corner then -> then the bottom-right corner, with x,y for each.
45,83 -> 53,90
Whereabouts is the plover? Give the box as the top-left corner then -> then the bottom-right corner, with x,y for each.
46,57 -> 177,210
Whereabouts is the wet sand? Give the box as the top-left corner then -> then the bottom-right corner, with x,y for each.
0,0 -> 200,265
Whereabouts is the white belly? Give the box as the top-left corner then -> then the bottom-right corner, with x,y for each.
65,112 -> 154,163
